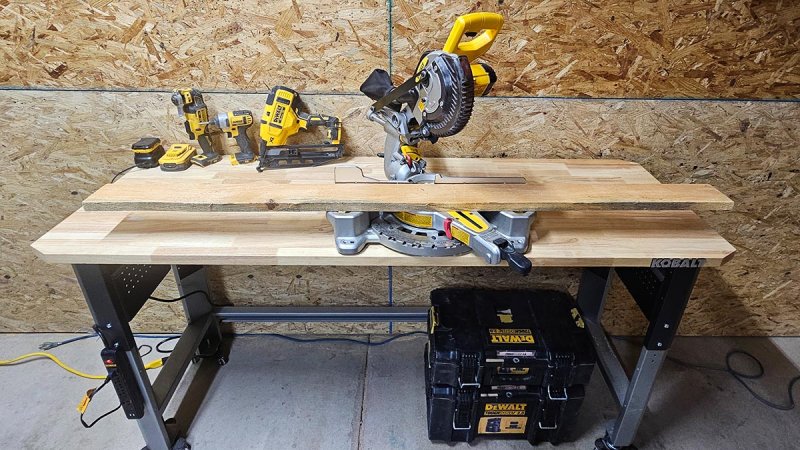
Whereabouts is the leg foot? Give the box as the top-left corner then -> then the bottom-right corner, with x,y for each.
595,437 -> 638,450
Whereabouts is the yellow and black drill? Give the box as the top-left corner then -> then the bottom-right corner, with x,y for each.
171,88 -> 222,167
208,110 -> 256,165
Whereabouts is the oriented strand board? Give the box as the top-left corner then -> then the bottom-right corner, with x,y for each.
0,0 -> 387,91
1,90 -> 798,335
391,0 -> 800,98
2,1 -> 798,99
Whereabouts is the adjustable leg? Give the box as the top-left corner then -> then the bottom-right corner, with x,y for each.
592,266 -> 701,450
73,264 -> 173,450
171,265 -> 223,362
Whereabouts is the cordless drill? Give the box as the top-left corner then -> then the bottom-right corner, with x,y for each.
209,110 -> 256,165
171,88 -> 221,167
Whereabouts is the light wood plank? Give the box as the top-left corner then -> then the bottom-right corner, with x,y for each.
32,209 -> 735,267
82,158 -> 732,212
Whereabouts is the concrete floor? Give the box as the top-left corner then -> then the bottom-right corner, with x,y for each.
0,334 -> 798,450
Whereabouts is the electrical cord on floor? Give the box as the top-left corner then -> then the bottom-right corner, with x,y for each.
0,352 -> 108,380
613,336 -> 800,411
156,336 -> 180,354
138,344 -> 153,358
110,165 -> 136,183
40,333 -> 181,351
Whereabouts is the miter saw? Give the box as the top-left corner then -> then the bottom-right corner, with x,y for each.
327,13 -> 535,275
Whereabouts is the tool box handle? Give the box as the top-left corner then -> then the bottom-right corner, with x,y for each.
442,12 -> 504,62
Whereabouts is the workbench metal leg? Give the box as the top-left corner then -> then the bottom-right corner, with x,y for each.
73,264 -> 173,450
172,265 -> 223,360
585,266 -> 701,450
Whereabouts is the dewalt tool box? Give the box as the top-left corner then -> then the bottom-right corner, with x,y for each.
426,351 -> 586,444
425,288 -> 595,445
427,288 -> 596,390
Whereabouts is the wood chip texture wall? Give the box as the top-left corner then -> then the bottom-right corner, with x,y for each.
0,0 -> 798,335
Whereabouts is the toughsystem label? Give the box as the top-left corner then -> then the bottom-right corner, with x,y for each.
488,328 -> 535,344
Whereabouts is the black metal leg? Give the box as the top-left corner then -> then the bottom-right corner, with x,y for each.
73,264 -> 173,450
172,265 -> 222,359
580,266 -> 701,449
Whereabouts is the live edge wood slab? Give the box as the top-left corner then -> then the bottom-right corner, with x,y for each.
81,157 -> 734,213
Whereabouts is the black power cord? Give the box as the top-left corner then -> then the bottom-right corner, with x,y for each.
614,337 -> 800,411
148,290 -> 210,304
80,376 -> 122,429
110,165 -> 136,183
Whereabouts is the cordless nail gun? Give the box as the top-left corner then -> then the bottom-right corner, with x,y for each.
256,86 -> 344,172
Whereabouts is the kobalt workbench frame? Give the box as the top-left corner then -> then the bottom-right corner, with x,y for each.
73,261 -> 699,450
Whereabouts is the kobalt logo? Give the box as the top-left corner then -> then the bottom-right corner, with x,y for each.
650,258 -> 706,268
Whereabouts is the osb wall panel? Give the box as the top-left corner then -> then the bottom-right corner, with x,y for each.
1,90 -> 798,335
3,1 -> 799,99
0,0 -> 387,92
391,0 -> 800,98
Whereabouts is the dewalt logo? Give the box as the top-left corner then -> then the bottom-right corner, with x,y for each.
272,105 -> 286,124
489,328 -> 534,344
484,403 -> 527,416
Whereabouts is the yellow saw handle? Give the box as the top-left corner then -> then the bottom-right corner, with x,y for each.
442,12 -> 504,62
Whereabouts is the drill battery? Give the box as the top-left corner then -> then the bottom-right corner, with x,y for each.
159,144 -> 196,172
425,288 -> 595,445
131,137 -> 165,169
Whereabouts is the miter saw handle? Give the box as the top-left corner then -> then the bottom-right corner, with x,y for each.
494,238 -> 532,276
442,12 -> 504,62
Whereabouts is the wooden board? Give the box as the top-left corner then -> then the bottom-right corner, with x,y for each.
81,158 -> 733,212
391,0 -> 800,98
31,209 -> 735,268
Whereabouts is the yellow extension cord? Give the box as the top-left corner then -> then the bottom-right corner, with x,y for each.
0,352 -> 165,380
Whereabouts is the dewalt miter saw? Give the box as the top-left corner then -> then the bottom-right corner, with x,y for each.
327,13 -> 535,275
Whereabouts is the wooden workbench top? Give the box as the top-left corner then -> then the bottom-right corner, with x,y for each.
34,158 -> 735,267
32,209 -> 735,267
81,157 -> 733,212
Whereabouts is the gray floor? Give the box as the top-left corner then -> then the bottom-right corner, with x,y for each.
0,334 -> 798,450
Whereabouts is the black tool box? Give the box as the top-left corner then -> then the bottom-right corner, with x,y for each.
427,288 -> 596,390
425,354 -> 586,444
425,288 -> 595,445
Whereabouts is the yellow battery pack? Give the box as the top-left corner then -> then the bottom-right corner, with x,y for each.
159,144 -> 196,172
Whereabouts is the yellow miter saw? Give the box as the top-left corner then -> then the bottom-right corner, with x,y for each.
327,13 -> 535,275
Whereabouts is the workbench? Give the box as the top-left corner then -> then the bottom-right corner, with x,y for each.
32,157 -> 735,450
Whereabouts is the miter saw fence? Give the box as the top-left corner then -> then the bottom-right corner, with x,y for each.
328,13 -> 535,275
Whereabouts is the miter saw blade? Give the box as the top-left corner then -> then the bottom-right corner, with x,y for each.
414,51 -> 475,138
371,213 -> 469,257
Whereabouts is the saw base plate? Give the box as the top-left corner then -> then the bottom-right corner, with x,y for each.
326,211 -> 535,261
